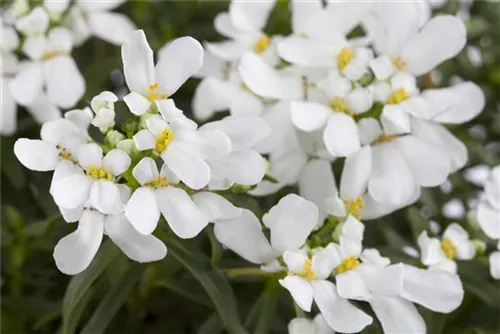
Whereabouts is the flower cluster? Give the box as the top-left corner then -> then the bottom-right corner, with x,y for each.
1,0 -> 135,135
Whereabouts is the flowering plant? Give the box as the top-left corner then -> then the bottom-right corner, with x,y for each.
1,1 -> 499,333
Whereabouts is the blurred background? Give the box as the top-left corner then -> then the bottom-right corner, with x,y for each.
1,1 -> 500,333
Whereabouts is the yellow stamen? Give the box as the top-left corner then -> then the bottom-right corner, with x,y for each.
86,165 -> 113,180
300,258 -> 316,280
376,134 -> 396,143
440,239 -> 457,259
146,176 -> 169,189
328,96 -> 354,116
146,82 -> 168,101
337,48 -> 354,70
41,50 -> 70,61
393,57 -> 407,71
387,88 -> 409,104
155,128 -> 174,152
254,35 -> 271,54
57,148 -> 77,163
343,197 -> 364,219
335,255 -> 360,274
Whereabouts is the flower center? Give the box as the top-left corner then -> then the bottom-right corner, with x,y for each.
343,197 -> 364,219
57,147 -> 77,163
335,255 -> 360,274
337,48 -> 354,70
146,176 -> 168,189
254,35 -> 271,54
86,165 -> 113,180
393,57 -> 407,71
155,128 -> 174,152
146,82 -> 168,101
440,239 -> 457,259
328,96 -> 354,116
300,258 -> 316,280
375,134 -> 397,144
387,88 -> 409,104
41,50 -> 69,61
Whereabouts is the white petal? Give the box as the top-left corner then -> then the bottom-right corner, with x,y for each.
125,187 -> 161,235
89,180 -> 124,215
313,313 -> 335,334
278,37 -> 333,67
161,142 -> 210,190
123,92 -> 151,116
368,144 -> 416,206
26,93 -> 61,124
298,159 -> 337,223
9,62 -> 43,106
51,173 -> 92,209
381,105 -> 411,135
60,206 -> 84,223
14,139 -> 58,171
489,251 -> 500,280
102,149 -> 131,176
87,11 -> 136,46
290,101 -> 329,132
342,215 -> 365,241
279,276 -> 314,312
370,297 -> 426,334
105,214 -> 167,262
357,117 -> 382,146
443,223 -> 475,260
43,56 -> 85,109
192,78 -> 232,120
208,149 -> 266,186
213,12 -> 249,40
323,114 -> 361,157
288,318 -> 316,334
229,0 -> 276,32
340,146 -> 372,200
417,231 -> 444,266
156,36 -> 203,96
395,135 -> 450,187
213,209 -> 276,264
53,210 -> 104,275
191,192 -> 241,222
411,118 -> 467,173
345,88 -> 373,114
78,143 -> 103,169
132,157 -> 159,185
360,249 -> 391,268
325,195 -> 346,217
0,77 -> 16,135
263,194 -> 318,253
402,16 -> 466,75
401,264 -> 464,313
477,202 -> 500,239
205,40 -> 250,62
312,280 -> 373,333
122,30 -> 155,94
283,249 -> 309,274
156,186 -> 208,239
336,270 -> 371,300
133,129 -> 156,151
425,82 -> 485,124
369,55 -> 395,80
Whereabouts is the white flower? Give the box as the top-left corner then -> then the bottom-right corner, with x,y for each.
53,186 -> 167,275
122,30 -> 203,116
14,7 -> 49,37
51,143 -> 131,215
205,1 -> 278,64
214,194 -> 319,270
418,223 -> 476,273
44,0 -> 70,20
125,157 -> 241,238
288,314 -> 333,334
1,25 -> 20,135
133,100 -> 227,190
477,165 -> 500,240
366,5 -> 466,77
65,0 -> 136,46
489,241 -> 500,280
90,91 -> 118,132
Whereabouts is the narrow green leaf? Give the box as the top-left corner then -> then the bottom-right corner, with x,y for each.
62,240 -> 120,334
406,207 -> 430,240
155,279 -> 212,307
206,226 -> 222,266
80,263 -> 144,334
165,235 -> 248,334
197,313 -> 222,334
245,282 -> 280,333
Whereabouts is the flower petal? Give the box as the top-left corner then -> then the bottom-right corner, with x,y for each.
87,11 -> 136,46
123,92 -> 152,116
477,202 -> 500,239
489,251 -> 500,280
279,276 -> 314,312
156,186 -> 208,239
208,149 -> 266,185
290,101 -> 329,132
51,173 -> 92,209
191,192 -> 241,222
263,194 -> 318,253
278,37 -> 333,67
53,209 -> 104,275
78,143 -> 103,169
89,180 -> 124,215
125,187 -> 161,235
213,209 -> 276,264
417,231 -> 444,266
340,146 -> 372,200
102,149 -> 131,176
370,297 -> 426,334
381,104 -> 411,135
132,157 -> 159,185
323,113 -> 361,157
122,30 -> 155,94
105,214 -> 167,262
133,129 -> 156,151
14,139 -> 58,171
43,56 -> 85,109
229,0 -> 276,32
9,62 -> 43,106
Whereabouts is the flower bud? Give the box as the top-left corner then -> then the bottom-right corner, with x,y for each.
11,0 -> 29,18
471,239 -> 486,256
104,130 -> 125,149
117,139 -> 140,158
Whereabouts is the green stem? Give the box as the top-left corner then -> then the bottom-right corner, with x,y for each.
294,302 -> 306,318
223,267 -> 274,279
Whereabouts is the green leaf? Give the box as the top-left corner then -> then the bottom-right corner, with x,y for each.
165,235 -> 248,334
406,207 -> 430,239
197,313 -> 222,334
244,282 -> 280,333
80,263 -> 144,334
62,240 -> 120,334
206,226 -> 222,266
155,278 -> 212,307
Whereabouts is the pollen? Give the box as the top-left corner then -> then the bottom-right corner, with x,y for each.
41,50 -> 70,61
387,88 -> 409,104
440,239 -> 457,259
335,255 -> 360,274
146,176 -> 168,189
254,35 -> 271,54
146,82 -> 168,101
57,148 -> 77,163
343,197 -> 364,219
86,165 -> 113,180
337,48 -> 354,70
393,57 -> 407,71
155,128 -> 174,152
328,96 -> 354,116
376,134 -> 396,143
300,258 -> 316,280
